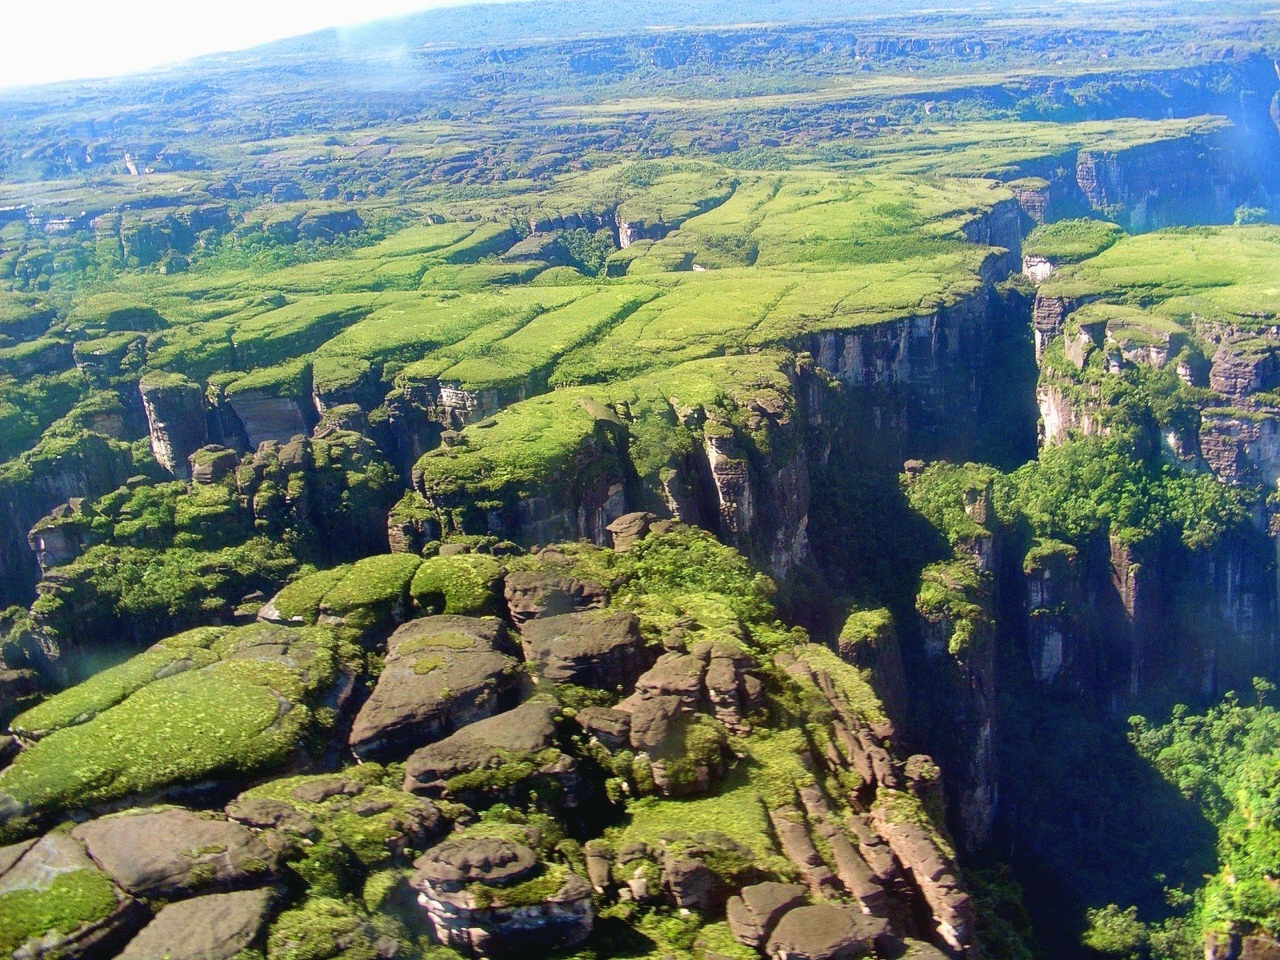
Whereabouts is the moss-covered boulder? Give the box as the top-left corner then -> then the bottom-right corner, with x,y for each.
230,771 -> 445,898
348,616 -> 521,761
0,623 -> 358,829
318,554 -> 422,632
410,553 -> 504,616
410,835 -> 594,957
0,830 -> 147,960
402,700 -> 575,806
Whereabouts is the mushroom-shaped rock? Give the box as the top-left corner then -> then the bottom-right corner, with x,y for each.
349,616 -> 521,760
412,837 -> 594,957
415,837 -> 539,892
606,511 -> 657,551
765,904 -> 892,960
503,571 -> 606,626
116,887 -> 275,960
403,700 -> 575,802
71,807 -> 279,900
520,610 -> 653,692
726,882 -> 807,949
0,831 -> 147,960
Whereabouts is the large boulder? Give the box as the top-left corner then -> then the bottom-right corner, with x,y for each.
71,807 -> 279,900
349,616 -> 521,760
0,831 -> 147,960
726,882 -> 807,949
765,903 -> 892,960
503,571 -> 606,626
411,836 -> 594,957
403,700 -> 577,804
115,887 -> 275,960
520,610 -> 653,692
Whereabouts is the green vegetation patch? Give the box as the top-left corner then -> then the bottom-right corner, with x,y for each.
272,566 -> 352,624
0,867 -> 121,957
915,560 -> 994,656
1023,219 -> 1124,263
320,554 -> 423,627
0,624 -> 345,820
409,554 -> 503,615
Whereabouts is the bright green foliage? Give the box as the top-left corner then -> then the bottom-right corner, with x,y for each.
915,560 -> 993,656
267,896 -> 386,960
1131,691 -> 1280,938
0,867 -> 121,957
242,771 -> 439,886
65,292 -> 163,332
32,538 -> 298,644
1023,219 -> 1124,262
9,629 -> 225,738
273,566 -> 352,624
0,624 -> 347,820
409,554 -> 503,615
694,921 -> 758,960
320,554 -> 423,628
797,642 -> 887,725
1041,227 -> 1280,329
905,462 -> 1003,546
1001,436 -> 1253,550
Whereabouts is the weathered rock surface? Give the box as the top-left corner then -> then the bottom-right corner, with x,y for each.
726,882 -> 807,949
349,616 -> 521,760
402,700 -> 575,801
225,393 -> 312,450
765,903 -> 891,960
71,807 -> 279,900
411,836 -> 594,957
139,374 -> 208,479
503,570 -> 607,625
115,887 -> 275,960
520,610 -> 653,691
0,831 -> 146,960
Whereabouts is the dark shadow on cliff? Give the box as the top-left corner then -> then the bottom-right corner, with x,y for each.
991,638 -> 1219,960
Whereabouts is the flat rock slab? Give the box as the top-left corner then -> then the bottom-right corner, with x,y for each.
403,700 -> 560,794
765,903 -> 890,960
116,887 -> 275,960
72,807 -> 278,899
520,610 -> 652,692
349,616 -> 521,760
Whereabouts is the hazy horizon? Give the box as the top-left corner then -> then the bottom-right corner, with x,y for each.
0,0 -> 511,90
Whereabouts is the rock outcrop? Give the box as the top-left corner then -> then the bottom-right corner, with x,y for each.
114,888 -> 275,960
411,836 -> 594,956
71,807 -> 280,899
349,616 -> 522,760
402,699 -> 578,805
520,610 -> 653,691
139,373 -> 208,479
